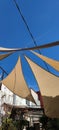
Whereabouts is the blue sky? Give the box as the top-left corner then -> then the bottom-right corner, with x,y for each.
0,0 -> 59,91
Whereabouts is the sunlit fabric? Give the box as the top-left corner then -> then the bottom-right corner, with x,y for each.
0,41 -> 59,52
0,52 -> 13,60
31,50 -> 59,72
2,56 -> 35,104
25,56 -> 59,118
0,47 -> 20,52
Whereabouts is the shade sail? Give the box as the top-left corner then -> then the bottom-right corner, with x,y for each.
25,56 -> 59,118
2,56 -> 35,104
0,47 -> 20,52
0,41 -> 59,52
31,50 -> 59,71
0,52 -> 13,60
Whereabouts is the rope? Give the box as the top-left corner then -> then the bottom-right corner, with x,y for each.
13,0 -> 50,71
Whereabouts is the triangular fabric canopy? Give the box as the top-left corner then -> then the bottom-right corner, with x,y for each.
25,56 -> 59,118
0,41 -> 59,52
0,52 -> 13,60
0,47 -> 20,52
31,50 -> 59,72
2,56 -> 35,104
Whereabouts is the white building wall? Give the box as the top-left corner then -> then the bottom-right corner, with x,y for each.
1,84 -> 26,106
31,89 -> 40,107
0,84 -> 40,108
15,95 -> 26,106
1,84 -> 13,105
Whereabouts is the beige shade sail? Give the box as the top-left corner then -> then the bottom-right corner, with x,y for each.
25,56 -> 59,118
2,56 -> 35,104
0,52 -> 13,60
31,50 -> 59,71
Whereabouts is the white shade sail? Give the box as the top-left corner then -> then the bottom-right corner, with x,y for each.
2,56 -> 35,104
0,52 -> 13,60
25,56 -> 59,118
0,47 -> 20,52
31,50 -> 59,71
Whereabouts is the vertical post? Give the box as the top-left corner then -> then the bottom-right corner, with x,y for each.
13,94 -> 16,105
